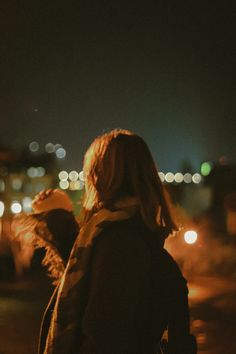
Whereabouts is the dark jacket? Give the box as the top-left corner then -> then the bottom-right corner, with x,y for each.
39,214 -> 196,354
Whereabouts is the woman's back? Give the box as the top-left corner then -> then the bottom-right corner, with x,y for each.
80,214 -> 193,354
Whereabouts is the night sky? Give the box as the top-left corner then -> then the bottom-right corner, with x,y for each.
1,1 -> 235,172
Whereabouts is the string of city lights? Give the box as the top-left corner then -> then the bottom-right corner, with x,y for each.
0,167 -> 210,217
58,170 -> 205,190
0,139 -> 213,216
29,141 -> 67,159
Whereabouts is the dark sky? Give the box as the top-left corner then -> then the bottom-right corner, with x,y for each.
1,1 -> 235,172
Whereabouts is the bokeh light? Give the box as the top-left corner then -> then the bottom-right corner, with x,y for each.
59,180 -> 69,190
192,173 -> 202,184
56,147 -> 66,159
58,171 -> 69,180
45,143 -> 55,153
69,171 -> 79,181
183,173 -> 192,183
200,162 -> 212,176
11,201 -> 22,214
184,230 -> 198,244
0,201 -> 5,217
174,172 -> 184,183
29,141 -> 39,152
165,172 -> 175,183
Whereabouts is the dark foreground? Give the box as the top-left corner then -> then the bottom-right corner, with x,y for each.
0,270 -> 236,354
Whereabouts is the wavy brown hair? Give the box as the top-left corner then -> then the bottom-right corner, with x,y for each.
81,129 -> 177,232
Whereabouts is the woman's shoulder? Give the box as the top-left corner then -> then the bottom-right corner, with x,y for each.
95,214 -> 150,245
93,214 -> 170,263
92,215 -> 153,261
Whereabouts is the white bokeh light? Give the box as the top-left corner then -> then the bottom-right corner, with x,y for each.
184,230 -> 198,244
59,180 -> 69,190
165,172 -> 175,183
0,201 -> 5,217
69,171 -> 79,181
174,173 -> 184,183
11,201 -> 22,214
58,171 -> 69,180
56,148 -> 66,159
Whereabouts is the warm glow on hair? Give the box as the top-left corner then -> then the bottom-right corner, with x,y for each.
81,129 -> 177,231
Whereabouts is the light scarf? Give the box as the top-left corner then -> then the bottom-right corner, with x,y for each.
43,205 -> 137,354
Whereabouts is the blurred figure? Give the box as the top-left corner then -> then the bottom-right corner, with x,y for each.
12,189 -> 79,283
40,129 -> 196,354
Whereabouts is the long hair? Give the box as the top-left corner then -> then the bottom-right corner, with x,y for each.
81,129 -> 177,232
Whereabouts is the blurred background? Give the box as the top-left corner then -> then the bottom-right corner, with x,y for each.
0,1 -> 236,353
